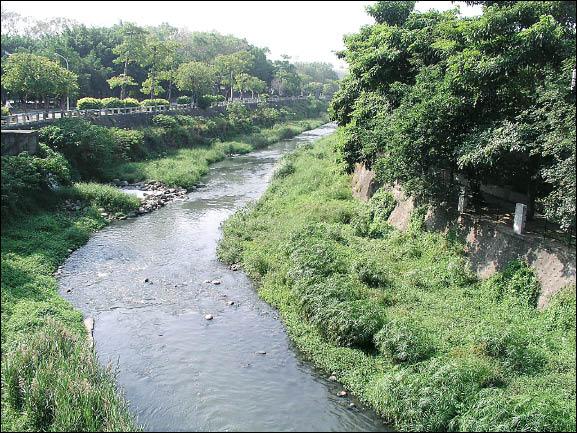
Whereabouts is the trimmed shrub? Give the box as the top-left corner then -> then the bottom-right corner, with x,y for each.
176,96 -> 191,104
76,97 -> 103,110
121,98 -> 140,107
101,97 -> 123,108
141,98 -> 169,107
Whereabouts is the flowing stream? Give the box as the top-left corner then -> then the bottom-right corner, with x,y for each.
59,124 -> 389,432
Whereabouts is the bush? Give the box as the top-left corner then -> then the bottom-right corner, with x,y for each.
2,106 -> 10,116
110,128 -> 145,161
353,256 -> 391,288
483,260 -> 541,308
369,189 -> 396,224
100,97 -> 123,108
374,317 -> 435,363
176,96 -> 191,104
121,97 -> 140,107
39,119 -> 118,180
1,145 -> 71,220
76,97 -> 103,110
197,94 -> 224,109
369,355 -> 502,431
141,98 -> 169,107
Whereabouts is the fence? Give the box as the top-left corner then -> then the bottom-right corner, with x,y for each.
0,96 -> 312,128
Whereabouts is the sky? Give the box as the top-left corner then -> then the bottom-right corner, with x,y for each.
2,1 -> 482,71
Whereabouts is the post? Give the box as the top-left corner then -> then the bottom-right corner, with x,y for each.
458,189 -> 467,214
513,203 -> 527,235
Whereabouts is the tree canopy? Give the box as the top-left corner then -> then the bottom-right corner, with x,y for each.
330,0 -> 576,230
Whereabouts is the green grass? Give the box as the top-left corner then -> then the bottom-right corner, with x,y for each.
1,190 -> 140,431
106,118 -> 327,189
218,131 -> 576,432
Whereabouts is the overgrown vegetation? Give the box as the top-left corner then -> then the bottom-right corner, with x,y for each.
1,97 -> 327,431
218,132 -> 576,431
331,1 -> 576,230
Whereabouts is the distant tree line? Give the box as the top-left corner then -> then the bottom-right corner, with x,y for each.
0,8 -> 340,109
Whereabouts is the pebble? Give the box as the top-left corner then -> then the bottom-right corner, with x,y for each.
227,300 -> 235,306
211,280 -> 221,285
204,314 -> 213,320
256,350 -> 267,355
328,375 -> 337,381
203,280 -> 212,284
337,390 -> 348,397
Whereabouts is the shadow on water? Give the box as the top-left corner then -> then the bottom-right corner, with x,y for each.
59,123 -> 390,432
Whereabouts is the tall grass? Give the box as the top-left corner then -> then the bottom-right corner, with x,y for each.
218,131 -> 576,431
1,196 -> 139,431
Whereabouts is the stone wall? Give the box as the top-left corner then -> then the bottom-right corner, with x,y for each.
1,130 -> 39,155
351,163 -> 576,306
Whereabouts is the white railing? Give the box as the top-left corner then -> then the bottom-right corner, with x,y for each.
0,96 -> 312,127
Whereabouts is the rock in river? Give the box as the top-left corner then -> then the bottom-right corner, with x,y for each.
204,314 -> 214,320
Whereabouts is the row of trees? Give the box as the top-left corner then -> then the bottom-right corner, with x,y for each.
1,10 -> 340,108
330,1 -> 576,231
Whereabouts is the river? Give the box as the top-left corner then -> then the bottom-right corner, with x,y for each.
59,123 -> 388,432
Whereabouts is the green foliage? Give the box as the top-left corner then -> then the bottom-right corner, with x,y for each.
1,145 -> 71,221
57,183 -> 139,215
121,97 -> 140,107
2,106 -> 10,116
332,1 -> 576,231
141,98 -> 169,106
1,206 -> 138,431
76,97 -> 103,110
374,317 -> 435,363
218,132 -> 576,431
176,96 -> 191,104
2,321 -> 136,431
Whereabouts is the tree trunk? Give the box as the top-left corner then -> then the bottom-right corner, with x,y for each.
121,59 -> 128,100
230,71 -> 234,100
168,79 -> 173,102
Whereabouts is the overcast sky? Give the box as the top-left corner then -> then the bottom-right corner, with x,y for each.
2,1 -> 482,70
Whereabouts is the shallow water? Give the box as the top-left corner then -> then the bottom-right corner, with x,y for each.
59,124 -> 389,432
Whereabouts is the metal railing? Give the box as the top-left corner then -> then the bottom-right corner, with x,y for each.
1,96 -> 313,127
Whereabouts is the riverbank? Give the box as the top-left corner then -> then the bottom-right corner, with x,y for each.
218,131 -> 576,431
0,114 -> 326,432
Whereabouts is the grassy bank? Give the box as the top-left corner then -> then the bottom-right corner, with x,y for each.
1,186 -> 139,431
0,110 -> 327,431
218,131 -> 576,431
107,118 -> 327,188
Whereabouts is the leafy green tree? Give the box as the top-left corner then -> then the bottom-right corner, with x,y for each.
175,61 -> 217,105
331,1 -> 576,229
213,51 -> 254,100
110,23 -> 147,99
2,52 -> 78,110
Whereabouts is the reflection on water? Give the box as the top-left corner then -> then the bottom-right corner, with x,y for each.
59,124 -> 389,432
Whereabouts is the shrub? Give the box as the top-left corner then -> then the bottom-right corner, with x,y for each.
121,98 -> 140,107
152,114 -> 179,130
39,119 -> 118,180
374,317 -> 435,363
197,94 -> 224,109
369,355 -> 502,431
100,97 -> 123,108
483,260 -> 541,308
353,256 -> 391,288
176,96 -> 191,104
2,106 -> 10,116
1,145 -> 71,220
76,97 -> 102,110
141,98 -> 169,107
110,128 -> 145,161
369,188 -> 396,224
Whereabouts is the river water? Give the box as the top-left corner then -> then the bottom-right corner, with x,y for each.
59,124 -> 388,432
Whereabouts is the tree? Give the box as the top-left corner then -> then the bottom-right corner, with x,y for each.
2,52 -> 78,111
213,51 -> 253,100
331,1 -> 576,229
110,23 -> 147,99
175,61 -> 216,105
